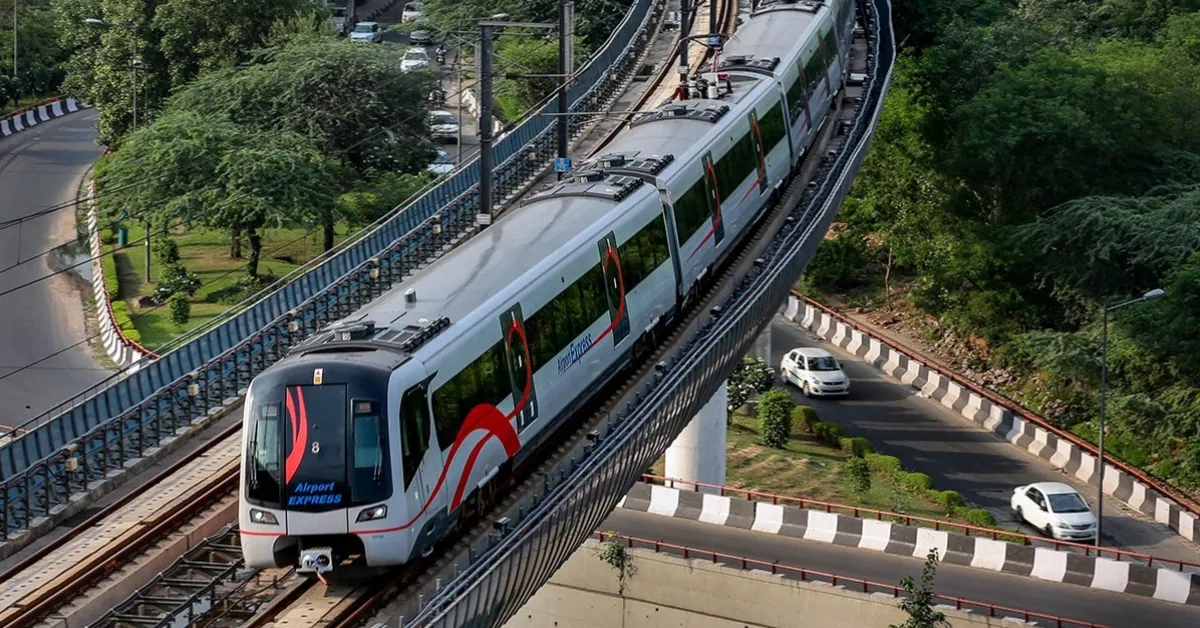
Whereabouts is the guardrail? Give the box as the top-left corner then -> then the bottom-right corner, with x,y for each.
591,532 -> 1110,628
1,95 -> 65,121
397,0 -> 898,624
795,293 -> 1200,538
642,474 -> 1200,572
0,0 -> 664,538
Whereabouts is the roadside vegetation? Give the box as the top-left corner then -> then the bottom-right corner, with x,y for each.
800,0 -> 1200,491
0,0 -> 69,109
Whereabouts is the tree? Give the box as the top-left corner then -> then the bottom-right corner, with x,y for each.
891,548 -> 946,628
339,171 -> 438,228
0,0 -> 69,97
756,388 -> 794,449
169,38 -> 438,249
95,109 -> 339,278
53,0 -> 326,144
726,356 -> 775,415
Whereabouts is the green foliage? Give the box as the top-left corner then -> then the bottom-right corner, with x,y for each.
811,421 -> 845,447
803,234 -> 869,292
934,490 -> 966,514
902,472 -> 934,492
791,405 -> 821,434
728,357 -> 776,412
102,240 -> 122,300
865,453 -> 903,476
109,301 -> 142,344
168,292 -> 190,326
845,457 -> 871,495
594,536 -> 637,596
152,237 -> 181,265
756,388 -> 794,449
0,0 -> 69,100
890,548 -> 946,628
963,508 -> 996,528
153,262 -> 201,302
839,436 -> 874,458
338,171 -> 436,227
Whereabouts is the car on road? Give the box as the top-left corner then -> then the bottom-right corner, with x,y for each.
401,47 -> 431,72
402,2 -> 424,22
410,26 -> 433,45
349,21 -> 382,43
429,110 -> 459,143
426,149 -> 455,175
780,347 -> 849,397
1010,482 -> 1097,541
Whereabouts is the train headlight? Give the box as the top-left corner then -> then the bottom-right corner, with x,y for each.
356,504 -> 388,522
249,508 -> 279,525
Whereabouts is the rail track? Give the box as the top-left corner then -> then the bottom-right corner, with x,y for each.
240,1 -> 744,627
0,424 -> 241,628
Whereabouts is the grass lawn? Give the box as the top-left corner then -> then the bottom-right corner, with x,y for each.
106,223 -> 354,350
652,413 -> 1009,533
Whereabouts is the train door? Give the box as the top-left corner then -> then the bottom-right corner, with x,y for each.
398,379 -> 434,514
748,110 -> 769,197
655,182 -> 685,301
499,303 -> 539,432
701,152 -> 725,247
282,381 -> 350,535
597,232 -> 631,346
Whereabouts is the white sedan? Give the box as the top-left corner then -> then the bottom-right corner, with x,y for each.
401,48 -> 431,72
780,347 -> 850,397
1010,482 -> 1097,541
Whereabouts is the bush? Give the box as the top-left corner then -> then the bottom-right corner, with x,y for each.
109,301 -> 142,344
757,388 -> 794,448
153,263 -> 202,302
845,457 -> 871,494
729,357 -> 780,413
169,292 -> 191,326
839,436 -> 874,458
102,243 -> 121,300
934,490 -> 967,514
902,472 -> 934,492
963,508 -> 996,528
812,421 -> 845,447
792,406 -> 821,434
153,237 -> 180,265
865,453 -> 902,476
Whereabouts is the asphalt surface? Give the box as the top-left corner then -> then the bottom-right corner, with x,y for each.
0,111 -> 108,429
768,317 -> 1200,564
603,508 -> 1200,628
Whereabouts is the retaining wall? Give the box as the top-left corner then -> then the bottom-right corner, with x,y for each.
85,183 -> 155,370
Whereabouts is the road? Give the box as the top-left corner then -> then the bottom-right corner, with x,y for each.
768,316 -> 1200,564
603,508 -> 1200,627
0,111 -> 108,430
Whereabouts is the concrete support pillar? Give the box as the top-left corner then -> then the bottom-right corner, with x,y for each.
665,381 -> 727,495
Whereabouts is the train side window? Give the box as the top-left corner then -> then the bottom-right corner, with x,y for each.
785,74 -> 807,124
759,101 -> 787,151
400,386 -> 430,489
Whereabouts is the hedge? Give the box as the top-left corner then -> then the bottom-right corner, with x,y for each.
102,235 -> 120,300
792,406 -> 821,434
109,300 -> 142,344
864,453 -> 902,476
902,471 -> 933,492
839,436 -> 874,458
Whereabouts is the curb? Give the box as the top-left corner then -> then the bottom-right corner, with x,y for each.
782,295 -> 1200,548
0,98 -> 90,139
618,482 -> 1200,606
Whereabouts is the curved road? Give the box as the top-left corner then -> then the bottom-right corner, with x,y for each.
0,111 -> 109,429
767,317 -> 1200,564
604,508 -> 1200,627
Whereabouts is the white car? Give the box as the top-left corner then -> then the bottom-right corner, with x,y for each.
426,150 -> 455,175
402,2 -> 424,22
349,21 -> 382,43
401,48 -> 431,72
429,110 -> 459,143
780,347 -> 849,397
1010,482 -> 1097,541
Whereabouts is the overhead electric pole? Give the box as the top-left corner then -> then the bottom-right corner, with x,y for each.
478,23 -> 495,223
556,0 -> 574,175
678,0 -> 690,98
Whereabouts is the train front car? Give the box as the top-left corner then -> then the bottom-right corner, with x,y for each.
238,331 -> 414,577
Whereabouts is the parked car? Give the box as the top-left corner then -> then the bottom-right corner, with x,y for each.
1010,482 -> 1097,541
426,150 -> 455,175
402,2 -> 424,22
401,48 -> 431,72
780,347 -> 849,397
429,110 -> 459,143
349,21 -> 382,43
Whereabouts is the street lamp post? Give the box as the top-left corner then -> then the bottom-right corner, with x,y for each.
1095,287 -> 1164,547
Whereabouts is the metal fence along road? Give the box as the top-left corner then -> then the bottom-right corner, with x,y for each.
385,0 -> 897,625
0,0 -> 665,539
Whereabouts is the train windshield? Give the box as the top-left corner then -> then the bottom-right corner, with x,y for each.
349,400 -> 390,504
246,402 -> 283,505
283,385 -> 349,511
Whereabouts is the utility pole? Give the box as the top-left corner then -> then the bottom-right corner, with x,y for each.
677,0 -> 689,98
478,23 -> 495,222
556,0 -> 574,177
456,53 -> 464,161
708,0 -> 719,73
12,0 -> 16,84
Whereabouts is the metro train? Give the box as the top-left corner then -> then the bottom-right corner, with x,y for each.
239,0 -> 859,575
